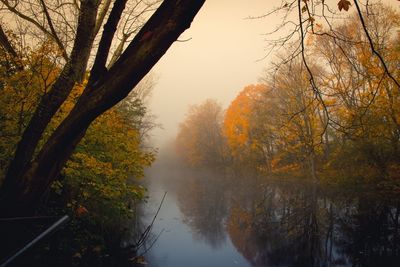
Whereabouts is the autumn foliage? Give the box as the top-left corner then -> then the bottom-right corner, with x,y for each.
176,5 -> 400,185
0,39 -> 154,253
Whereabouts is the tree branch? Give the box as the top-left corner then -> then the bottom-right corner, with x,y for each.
0,24 -> 17,58
89,0 -> 128,85
39,0 -> 68,60
353,0 -> 400,90
1,0 -> 206,214
94,0 -> 112,36
1,0 -> 67,59
297,0 -> 330,145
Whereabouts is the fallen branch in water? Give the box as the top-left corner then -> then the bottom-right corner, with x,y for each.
122,191 -> 167,259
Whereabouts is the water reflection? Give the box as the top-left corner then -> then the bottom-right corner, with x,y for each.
176,173 -> 228,248
145,167 -> 400,267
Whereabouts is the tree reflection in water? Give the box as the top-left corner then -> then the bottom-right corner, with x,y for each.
172,170 -> 400,267
176,170 -> 229,248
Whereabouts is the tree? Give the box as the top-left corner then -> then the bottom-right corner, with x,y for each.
176,99 -> 226,168
0,46 -> 155,256
0,40 -> 62,179
308,4 -> 400,178
223,84 -> 276,172
0,0 -> 206,216
255,1 -> 400,181
270,60 -> 325,180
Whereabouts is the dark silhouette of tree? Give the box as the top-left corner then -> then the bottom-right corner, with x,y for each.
0,0 -> 205,216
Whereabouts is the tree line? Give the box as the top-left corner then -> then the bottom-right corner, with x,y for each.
176,5 -> 400,185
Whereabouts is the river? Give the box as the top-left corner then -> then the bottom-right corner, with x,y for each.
137,163 -> 400,267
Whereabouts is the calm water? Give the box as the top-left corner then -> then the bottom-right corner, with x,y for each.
139,164 -> 400,267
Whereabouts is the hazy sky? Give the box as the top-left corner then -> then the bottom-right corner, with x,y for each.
148,0 -> 398,146
149,0 -> 280,146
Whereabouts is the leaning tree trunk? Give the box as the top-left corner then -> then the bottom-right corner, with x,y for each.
0,0 -> 206,216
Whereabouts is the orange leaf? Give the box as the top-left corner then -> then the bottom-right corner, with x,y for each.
338,0 -> 351,11
76,205 -> 89,216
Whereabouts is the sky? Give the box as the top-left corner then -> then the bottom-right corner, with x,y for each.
148,0 -> 398,147
148,0 -> 281,146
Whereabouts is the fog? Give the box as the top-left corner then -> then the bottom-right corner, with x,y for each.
142,160 -> 400,267
148,0 -> 281,147
147,0 -> 397,149
142,2 -> 400,266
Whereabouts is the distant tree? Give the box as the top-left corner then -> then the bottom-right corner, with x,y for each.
269,60 -> 324,181
223,84 -> 276,172
176,99 -> 226,168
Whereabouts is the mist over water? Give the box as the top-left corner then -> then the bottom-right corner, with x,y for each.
140,158 -> 247,266
138,147 -> 400,267
141,3 -> 400,263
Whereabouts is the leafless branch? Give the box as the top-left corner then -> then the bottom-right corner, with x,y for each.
89,0 -> 128,85
297,0 -> 330,137
39,0 -> 68,60
353,0 -> 400,90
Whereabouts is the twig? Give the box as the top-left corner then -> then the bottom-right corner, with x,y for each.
134,191 -> 167,249
353,0 -> 400,90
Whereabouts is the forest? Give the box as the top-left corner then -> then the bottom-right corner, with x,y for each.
176,3 -> 400,187
0,0 -> 399,266
171,5 -> 400,265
